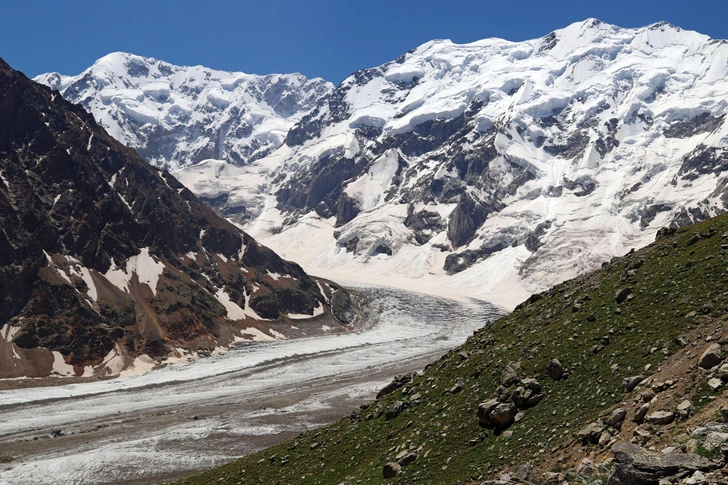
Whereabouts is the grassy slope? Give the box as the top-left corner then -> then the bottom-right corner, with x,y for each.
171,213 -> 728,485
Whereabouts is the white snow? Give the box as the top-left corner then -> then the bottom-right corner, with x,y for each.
0,324 -> 20,342
238,327 -> 274,341
103,248 -> 165,296
34,21 -> 728,312
287,302 -> 325,319
214,288 -> 247,321
51,351 -> 75,376
34,53 -> 334,171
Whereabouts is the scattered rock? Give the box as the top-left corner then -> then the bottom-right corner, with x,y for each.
703,432 -> 728,451
698,343 -> 722,369
677,400 -> 693,419
609,408 -> 627,428
385,401 -> 407,420
478,400 -> 518,429
685,470 -> 708,485
645,411 -> 675,425
608,442 -> 719,485
541,471 -> 563,483
377,374 -> 412,399
500,361 -> 521,386
641,390 -> 656,402
708,377 -> 723,391
615,287 -> 633,304
383,462 -> 402,478
398,452 -> 417,467
515,462 -> 540,482
717,364 -> 728,380
448,379 -> 465,394
624,375 -> 645,392
634,404 -> 650,424
547,358 -> 564,380
578,422 -> 604,444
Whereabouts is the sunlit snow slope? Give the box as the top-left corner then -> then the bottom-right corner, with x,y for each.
185,20 -> 728,309
35,53 -> 333,218
42,21 -> 728,309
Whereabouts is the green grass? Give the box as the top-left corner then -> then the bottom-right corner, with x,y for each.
170,214 -> 728,485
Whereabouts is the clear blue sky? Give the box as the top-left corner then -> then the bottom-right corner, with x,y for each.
4,0 -> 728,84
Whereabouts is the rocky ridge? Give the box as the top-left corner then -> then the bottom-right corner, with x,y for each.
0,58 -> 352,380
172,205 -> 728,484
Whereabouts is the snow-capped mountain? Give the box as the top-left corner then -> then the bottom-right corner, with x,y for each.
42,20 -> 728,309
35,53 -> 333,216
0,58 -> 352,379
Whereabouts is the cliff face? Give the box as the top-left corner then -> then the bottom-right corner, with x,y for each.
0,58 -> 351,379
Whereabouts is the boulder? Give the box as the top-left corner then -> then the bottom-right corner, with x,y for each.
698,343 -> 722,369
521,378 -> 542,393
578,422 -> 604,444
500,361 -> 521,386
609,408 -> 627,427
608,442 -> 719,485
645,411 -> 675,425
633,404 -> 650,424
478,399 -> 517,429
398,452 -> 417,467
703,432 -> 728,451
624,375 -> 645,392
707,377 -> 722,391
515,463 -> 540,482
547,358 -> 564,380
677,400 -> 693,419
449,378 -> 465,394
615,287 -> 633,303
383,462 -> 401,478
385,401 -> 407,420
717,363 -> 728,380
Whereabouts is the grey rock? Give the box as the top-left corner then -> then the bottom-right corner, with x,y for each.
547,358 -> 564,380
515,462 -> 540,482
698,343 -> 722,369
633,404 -> 650,424
398,452 -> 417,467
579,422 -> 604,444
615,287 -> 633,304
645,411 -> 675,425
624,375 -> 645,392
608,442 -> 719,485
385,401 -> 408,420
383,462 -> 402,478
609,408 -> 627,427
522,378 -> 542,393
500,361 -> 521,386
478,399 -> 518,429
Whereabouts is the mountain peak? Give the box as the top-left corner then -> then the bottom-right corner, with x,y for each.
0,57 -> 350,379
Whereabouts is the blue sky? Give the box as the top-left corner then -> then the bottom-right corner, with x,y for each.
4,0 -> 728,84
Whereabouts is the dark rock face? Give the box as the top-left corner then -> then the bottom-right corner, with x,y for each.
664,112 -> 724,139
447,192 -> 496,248
403,205 -> 445,245
0,58 -> 351,377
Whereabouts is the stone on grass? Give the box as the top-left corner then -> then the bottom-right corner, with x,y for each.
383,462 -> 401,478
698,343 -> 722,369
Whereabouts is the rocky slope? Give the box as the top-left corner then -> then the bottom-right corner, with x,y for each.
172,190 -> 728,484
173,19 -> 728,309
35,53 -> 333,219
0,58 -> 352,380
